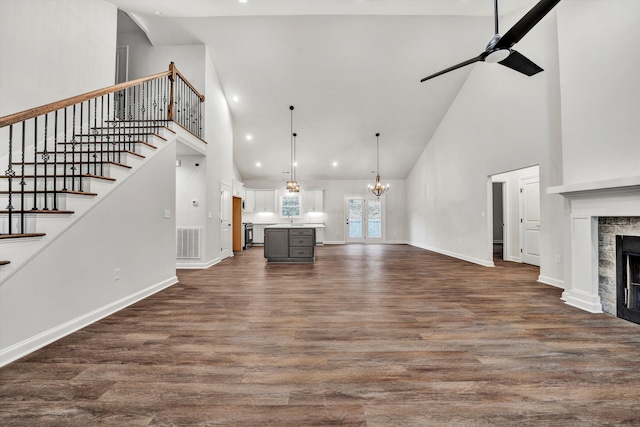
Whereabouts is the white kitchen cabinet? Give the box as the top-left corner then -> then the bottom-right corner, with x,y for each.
303,190 -> 323,212
244,189 -> 255,212
254,190 -> 276,212
253,224 -> 265,244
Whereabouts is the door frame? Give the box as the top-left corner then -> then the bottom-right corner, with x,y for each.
220,181 -> 232,260
344,195 -> 385,244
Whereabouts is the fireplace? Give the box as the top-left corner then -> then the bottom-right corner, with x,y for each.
617,235 -> 640,324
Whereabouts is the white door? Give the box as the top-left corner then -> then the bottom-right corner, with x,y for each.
345,196 -> 384,244
220,182 -> 232,259
520,176 -> 540,266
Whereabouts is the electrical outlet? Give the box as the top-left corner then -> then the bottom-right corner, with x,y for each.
114,268 -> 121,281
164,210 -> 171,219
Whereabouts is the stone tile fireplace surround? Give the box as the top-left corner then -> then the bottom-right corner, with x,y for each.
548,177 -> 640,315
598,217 -> 640,315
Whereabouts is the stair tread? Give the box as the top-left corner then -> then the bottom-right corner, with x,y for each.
76,132 -> 167,144
1,173 -> 116,181
0,260 -> 10,265
13,161 -> 132,169
0,209 -> 74,214
0,190 -> 98,196
58,139 -> 159,148
0,233 -> 46,239
34,149 -> 145,158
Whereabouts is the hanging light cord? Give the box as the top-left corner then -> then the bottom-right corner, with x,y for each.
376,132 -> 380,176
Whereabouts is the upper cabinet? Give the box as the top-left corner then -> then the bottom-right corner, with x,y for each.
244,189 -> 256,212
253,189 -> 276,212
303,190 -> 324,212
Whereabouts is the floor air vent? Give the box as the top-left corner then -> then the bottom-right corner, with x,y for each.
177,227 -> 201,259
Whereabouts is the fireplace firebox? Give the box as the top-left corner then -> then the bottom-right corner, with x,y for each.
617,235 -> 640,324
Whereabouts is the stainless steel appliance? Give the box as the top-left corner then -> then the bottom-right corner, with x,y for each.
243,223 -> 253,249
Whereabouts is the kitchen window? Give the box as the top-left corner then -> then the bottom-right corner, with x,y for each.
281,195 -> 301,217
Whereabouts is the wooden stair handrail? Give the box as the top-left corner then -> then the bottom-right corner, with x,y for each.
0,63 -> 205,128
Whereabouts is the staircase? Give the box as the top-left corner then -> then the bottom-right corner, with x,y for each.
0,63 -> 204,281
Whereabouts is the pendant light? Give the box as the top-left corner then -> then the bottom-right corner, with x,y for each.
368,132 -> 389,197
285,105 -> 300,193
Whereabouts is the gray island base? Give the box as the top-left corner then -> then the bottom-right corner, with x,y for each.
264,225 -> 316,263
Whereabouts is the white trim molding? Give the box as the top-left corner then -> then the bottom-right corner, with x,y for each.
548,177 -> 640,314
0,276 -> 178,367
409,242 -> 495,267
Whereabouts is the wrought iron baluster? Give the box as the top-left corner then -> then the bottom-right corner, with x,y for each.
42,114 -> 50,210
63,107 -> 68,191
6,125 -> 15,234
20,121 -> 26,232
32,116 -> 38,210
53,110 -> 59,211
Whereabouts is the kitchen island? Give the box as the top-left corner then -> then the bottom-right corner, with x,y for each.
264,224 -> 316,263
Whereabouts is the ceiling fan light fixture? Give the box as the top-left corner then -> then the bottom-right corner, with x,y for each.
485,49 -> 511,63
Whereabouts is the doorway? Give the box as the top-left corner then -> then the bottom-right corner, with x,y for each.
232,196 -> 243,252
220,182 -> 232,260
345,196 -> 384,243
492,182 -> 506,261
490,165 -> 540,266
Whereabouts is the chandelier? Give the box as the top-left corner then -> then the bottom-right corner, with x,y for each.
285,106 -> 300,193
368,132 -> 389,197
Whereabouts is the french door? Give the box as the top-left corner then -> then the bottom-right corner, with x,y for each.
345,196 -> 384,243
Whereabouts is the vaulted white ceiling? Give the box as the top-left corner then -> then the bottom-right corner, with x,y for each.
107,0 -> 544,181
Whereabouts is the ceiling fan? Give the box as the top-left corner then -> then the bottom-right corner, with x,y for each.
420,0 -> 561,82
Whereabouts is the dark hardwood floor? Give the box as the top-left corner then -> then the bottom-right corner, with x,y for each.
2,244 -> 640,426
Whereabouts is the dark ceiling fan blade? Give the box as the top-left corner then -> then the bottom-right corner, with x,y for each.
495,0 -> 562,50
420,53 -> 486,82
498,50 -> 543,76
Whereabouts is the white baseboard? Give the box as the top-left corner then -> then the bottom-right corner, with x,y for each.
176,257 -> 221,270
409,242 -> 494,267
324,241 -> 346,245
385,240 -> 409,245
538,275 -> 565,289
0,275 -> 178,368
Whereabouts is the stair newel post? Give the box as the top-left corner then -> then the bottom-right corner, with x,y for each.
6,125 -> 14,234
168,62 -> 176,122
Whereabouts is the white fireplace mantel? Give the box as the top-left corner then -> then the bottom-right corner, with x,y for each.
548,176 -> 640,313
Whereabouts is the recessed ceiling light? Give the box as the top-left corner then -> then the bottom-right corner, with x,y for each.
232,95 -> 239,102
153,10 -> 164,15
238,0 -> 248,3
293,161 -> 298,167
246,134 -> 252,141
256,162 -> 261,167
332,161 -> 338,167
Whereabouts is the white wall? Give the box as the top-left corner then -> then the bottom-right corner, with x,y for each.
243,179 -> 407,244
1,141 -> 177,364
0,0 -> 118,117
406,9 -> 564,275
557,0 -> 640,185
118,21 -> 235,266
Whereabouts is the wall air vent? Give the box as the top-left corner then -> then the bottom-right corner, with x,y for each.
176,227 -> 201,259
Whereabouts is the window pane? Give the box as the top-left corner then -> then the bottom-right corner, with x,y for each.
349,221 -> 362,238
282,195 -> 300,217
368,220 -> 381,238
